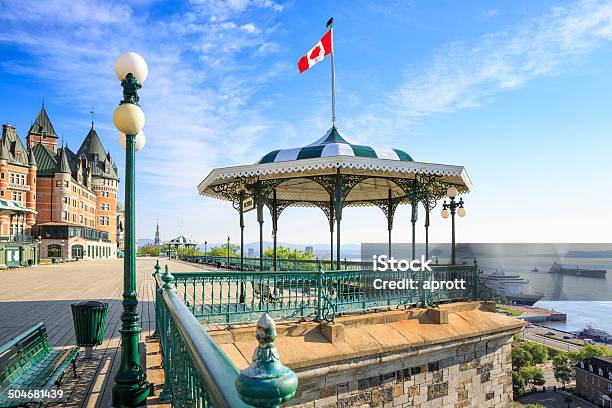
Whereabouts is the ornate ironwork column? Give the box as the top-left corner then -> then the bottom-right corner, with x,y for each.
256,182 -> 264,271
271,190 -> 278,271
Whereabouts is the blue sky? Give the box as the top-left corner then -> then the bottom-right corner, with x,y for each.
0,0 -> 611,246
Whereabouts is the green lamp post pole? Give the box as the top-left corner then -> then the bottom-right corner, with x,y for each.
440,186 -> 466,265
227,236 -> 230,267
111,52 -> 150,407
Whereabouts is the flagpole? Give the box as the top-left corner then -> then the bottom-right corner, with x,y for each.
328,20 -> 336,127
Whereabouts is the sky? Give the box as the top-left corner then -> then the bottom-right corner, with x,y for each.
0,0 -> 611,247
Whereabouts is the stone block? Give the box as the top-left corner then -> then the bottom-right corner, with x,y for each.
313,395 -> 337,408
319,323 -> 345,343
454,401 -> 471,408
392,383 -> 403,398
321,386 -> 336,398
426,307 -> 448,324
426,381 -> 448,401
406,384 -> 420,397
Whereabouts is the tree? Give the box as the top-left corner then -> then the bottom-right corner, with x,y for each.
138,244 -> 162,256
552,353 -> 573,387
512,345 -> 533,369
512,370 -> 526,395
573,343 -> 611,361
519,366 -> 545,391
262,246 -> 314,260
208,244 -> 239,257
523,342 -> 548,364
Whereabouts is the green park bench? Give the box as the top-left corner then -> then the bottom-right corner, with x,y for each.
0,323 -> 79,407
253,282 -> 281,303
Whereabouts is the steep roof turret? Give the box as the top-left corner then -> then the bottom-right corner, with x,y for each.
28,148 -> 37,166
28,103 -> 58,139
54,147 -> 71,174
76,125 -> 118,180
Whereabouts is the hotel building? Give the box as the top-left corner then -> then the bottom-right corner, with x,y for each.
27,104 -> 120,260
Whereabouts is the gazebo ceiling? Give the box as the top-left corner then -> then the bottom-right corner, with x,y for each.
197,127 -> 472,206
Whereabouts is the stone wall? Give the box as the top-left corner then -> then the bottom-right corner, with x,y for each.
289,333 -> 514,408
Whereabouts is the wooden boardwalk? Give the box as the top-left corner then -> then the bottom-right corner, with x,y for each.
0,257 -> 208,408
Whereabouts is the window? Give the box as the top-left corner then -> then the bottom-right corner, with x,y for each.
1,172 -> 4,179
12,192 -> 22,202
101,203 -> 110,211
63,196 -> 69,204
64,181 -> 69,187
599,368 -> 603,376
62,211 -> 68,221
589,364 -> 593,372
1,191 -> 4,196
9,173 -> 26,185
47,244 -> 62,258
99,216 -> 110,226
56,180 -> 61,187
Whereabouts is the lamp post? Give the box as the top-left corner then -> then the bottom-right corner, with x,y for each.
61,240 -> 65,261
111,52 -> 150,407
204,240 -> 208,263
35,236 -> 41,264
227,236 -> 230,267
440,186 -> 466,265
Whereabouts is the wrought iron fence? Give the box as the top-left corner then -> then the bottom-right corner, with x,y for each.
154,266 -> 252,407
179,254 -> 372,271
170,263 -> 479,324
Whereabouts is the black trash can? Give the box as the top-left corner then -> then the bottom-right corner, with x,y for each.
71,301 -> 108,358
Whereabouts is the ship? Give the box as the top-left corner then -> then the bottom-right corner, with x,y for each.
549,262 -> 607,279
479,269 -> 544,306
579,325 -> 611,343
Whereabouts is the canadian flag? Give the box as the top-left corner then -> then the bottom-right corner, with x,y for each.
298,30 -> 333,73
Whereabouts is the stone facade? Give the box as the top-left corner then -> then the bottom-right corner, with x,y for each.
289,334 -> 513,408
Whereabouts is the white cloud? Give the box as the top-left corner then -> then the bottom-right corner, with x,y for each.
388,0 -> 612,126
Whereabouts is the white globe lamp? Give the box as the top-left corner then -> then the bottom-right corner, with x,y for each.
457,206 -> 466,217
446,186 -> 459,199
118,131 -> 146,152
114,52 -> 148,83
113,103 -> 145,135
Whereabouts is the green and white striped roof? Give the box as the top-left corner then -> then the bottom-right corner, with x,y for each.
257,127 -> 413,164
0,199 -> 36,215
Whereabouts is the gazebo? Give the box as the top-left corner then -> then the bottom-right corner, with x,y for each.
197,126 -> 471,271
165,234 -> 198,258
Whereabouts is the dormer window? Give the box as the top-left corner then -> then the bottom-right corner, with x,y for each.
599,368 -> 603,376
608,371 -> 612,380
589,364 -> 593,372
580,362 -> 584,368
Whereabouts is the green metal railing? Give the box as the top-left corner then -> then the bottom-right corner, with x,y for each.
170,263 -> 479,324
154,263 -> 298,407
179,254 -> 372,271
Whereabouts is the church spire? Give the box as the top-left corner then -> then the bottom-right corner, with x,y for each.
154,220 -> 161,245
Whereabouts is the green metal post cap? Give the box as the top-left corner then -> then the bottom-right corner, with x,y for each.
235,313 -> 298,408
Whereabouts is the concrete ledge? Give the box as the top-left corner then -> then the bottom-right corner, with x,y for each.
206,301 -> 524,371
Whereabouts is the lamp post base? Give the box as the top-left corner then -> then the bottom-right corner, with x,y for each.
112,375 -> 150,407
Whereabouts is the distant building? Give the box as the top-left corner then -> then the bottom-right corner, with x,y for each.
29,104 -> 119,260
248,248 -> 255,258
305,246 -> 313,255
154,221 -> 161,245
575,356 -> 612,407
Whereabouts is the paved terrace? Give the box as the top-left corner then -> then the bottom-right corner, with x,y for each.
0,257 -> 210,408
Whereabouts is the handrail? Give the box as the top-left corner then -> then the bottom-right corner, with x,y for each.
157,273 -> 250,408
